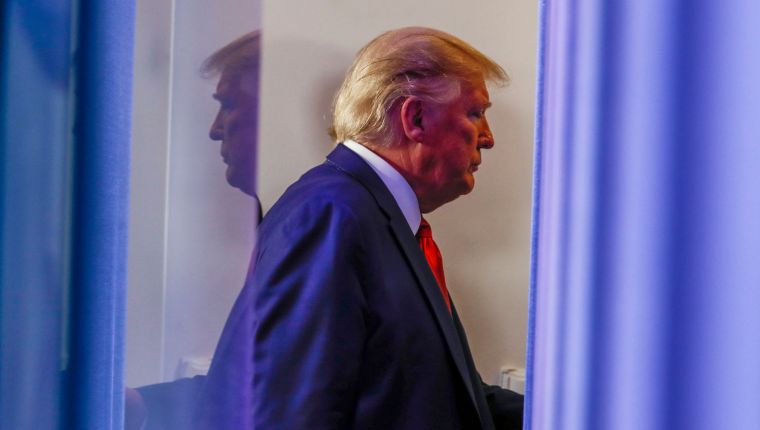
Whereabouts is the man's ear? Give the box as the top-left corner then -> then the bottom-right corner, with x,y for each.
400,96 -> 425,142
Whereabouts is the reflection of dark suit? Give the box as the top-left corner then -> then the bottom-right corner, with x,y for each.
140,144 -> 522,429
200,143 -> 521,429
135,196 -> 262,430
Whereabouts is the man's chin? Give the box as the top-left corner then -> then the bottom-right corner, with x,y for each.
226,169 -> 256,196
225,168 -> 238,188
461,176 -> 475,195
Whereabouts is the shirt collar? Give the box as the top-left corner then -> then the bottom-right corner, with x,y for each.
342,140 -> 421,235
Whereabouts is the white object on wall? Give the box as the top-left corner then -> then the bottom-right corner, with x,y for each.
500,367 -> 526,395
175,355 -> 213,379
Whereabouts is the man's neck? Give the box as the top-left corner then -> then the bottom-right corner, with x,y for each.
342,140 -> 422,233
367,141 -> 442,214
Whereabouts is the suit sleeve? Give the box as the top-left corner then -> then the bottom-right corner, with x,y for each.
251,199 -> 368,429
135,376 -> 206,430
481,380 -> 524,430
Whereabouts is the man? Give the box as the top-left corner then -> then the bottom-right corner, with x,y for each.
206,30 -> 261,204
214,27 -> 522,429
126,30 -> 262,430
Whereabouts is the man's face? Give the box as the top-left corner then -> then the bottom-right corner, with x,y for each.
209,70 -> 259,196
411,79 -> 494,212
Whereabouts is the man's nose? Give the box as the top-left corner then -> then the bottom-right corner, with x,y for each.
209,112 -> 224,141
478,122 -> 494,149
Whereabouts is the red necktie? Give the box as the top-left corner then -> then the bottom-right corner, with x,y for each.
416,218 -> 452,313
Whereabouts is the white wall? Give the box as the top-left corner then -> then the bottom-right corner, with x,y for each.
127,0 -> 261,386
259,0 -> 538,383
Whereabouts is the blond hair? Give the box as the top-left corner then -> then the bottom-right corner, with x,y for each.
329,27 -> 508,147
201,30 -> 261,79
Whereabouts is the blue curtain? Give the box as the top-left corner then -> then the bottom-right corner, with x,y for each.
0,1 -> 73,428
527,1 -> 760,429
0,0 -> 135,428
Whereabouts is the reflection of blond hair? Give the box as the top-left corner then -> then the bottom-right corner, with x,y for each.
201,30 -> 261,79
330,27 -> 508,147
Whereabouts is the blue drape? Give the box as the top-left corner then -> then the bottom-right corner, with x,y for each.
528,1 -> 760,429
0,1 -> 72,428
65,0 -> 135,428
0,0 -> 135,428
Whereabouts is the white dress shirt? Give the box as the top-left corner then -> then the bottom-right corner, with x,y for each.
342,140 -> 421,235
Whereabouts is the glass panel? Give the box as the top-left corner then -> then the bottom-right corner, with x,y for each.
126,0 -> 261,427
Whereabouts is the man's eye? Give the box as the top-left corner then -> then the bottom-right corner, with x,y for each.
469,110 -> 484,119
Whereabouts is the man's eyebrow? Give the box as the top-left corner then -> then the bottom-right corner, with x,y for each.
212,93 -> 221,101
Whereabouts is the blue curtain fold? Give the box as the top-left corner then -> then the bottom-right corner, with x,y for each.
66,0 -> 136,429
528,1 -> 760,429
1,0 -> 136,429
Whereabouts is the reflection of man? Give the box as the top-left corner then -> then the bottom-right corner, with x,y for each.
207,32 -> 260,200
212,27 -> 522,429
125,31 -> 262,430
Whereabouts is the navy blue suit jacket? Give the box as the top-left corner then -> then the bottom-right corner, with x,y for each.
192,144 -> 522,429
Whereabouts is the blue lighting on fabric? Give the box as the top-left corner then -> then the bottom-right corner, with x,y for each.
1,1 -> 135,428
528,1 -> 760,429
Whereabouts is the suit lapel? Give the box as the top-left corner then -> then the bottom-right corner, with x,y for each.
326,144 -> 484,424
387,218 -> 483,422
